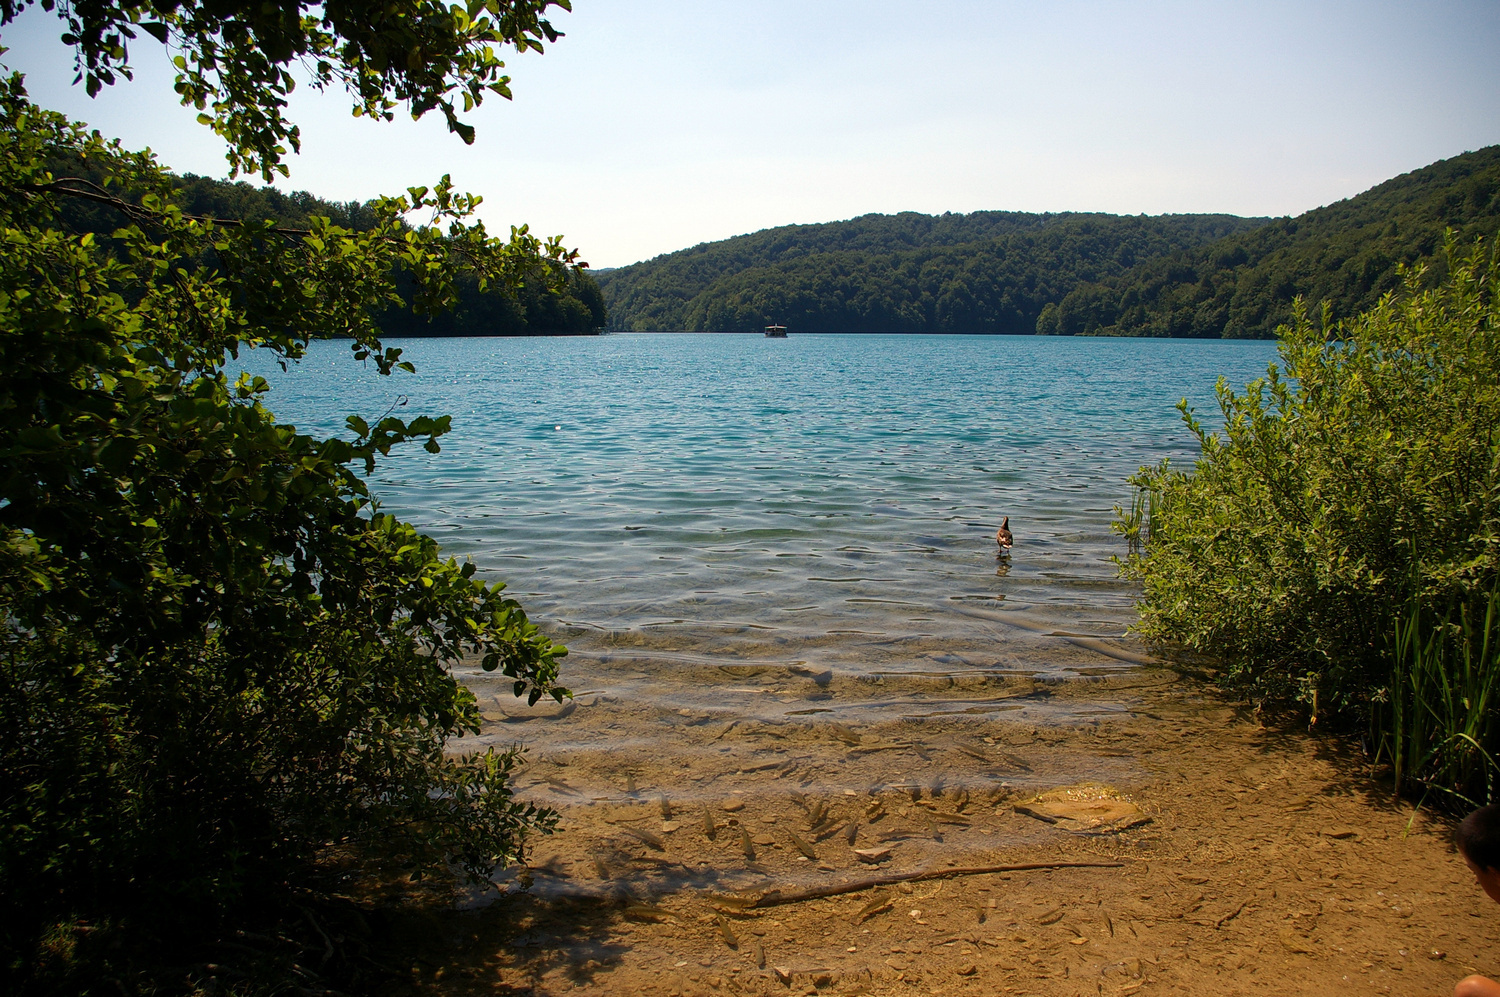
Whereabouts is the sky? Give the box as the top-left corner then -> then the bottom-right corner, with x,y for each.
5,1 -> 1500,269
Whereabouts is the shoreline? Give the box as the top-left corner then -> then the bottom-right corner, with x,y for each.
421,668 -> 1498,995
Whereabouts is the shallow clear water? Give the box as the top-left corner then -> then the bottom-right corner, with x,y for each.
247,333 -> 1277,720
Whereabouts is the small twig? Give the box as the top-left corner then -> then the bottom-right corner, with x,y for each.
298,906 -> 336,965
728,860 -> 1126,909
374,395 -> 409,422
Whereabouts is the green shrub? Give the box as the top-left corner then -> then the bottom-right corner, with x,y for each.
1119,236 -> 1500,799
0,77 -> 571,988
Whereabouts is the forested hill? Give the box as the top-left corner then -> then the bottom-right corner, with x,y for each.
596,211 -> 1268,333
59,173 -> 608,336
1040,146 -> 1500,338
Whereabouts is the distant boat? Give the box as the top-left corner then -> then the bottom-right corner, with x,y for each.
764,324 -> 788,338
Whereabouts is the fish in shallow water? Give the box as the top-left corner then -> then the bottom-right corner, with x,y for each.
716,915 -> 739,949
623,903 -> 676,922
622,826 -> 665,851
857,891 -> 894,922
789,830 -> 818,859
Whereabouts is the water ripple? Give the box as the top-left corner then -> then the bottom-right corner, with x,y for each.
246,333 -> 1277,690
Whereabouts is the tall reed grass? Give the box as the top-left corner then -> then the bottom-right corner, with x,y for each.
1113,484 -> 1158,559
1374,584 -> 1500,807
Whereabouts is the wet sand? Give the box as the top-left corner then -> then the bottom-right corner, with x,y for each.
402,663 -> 1500,996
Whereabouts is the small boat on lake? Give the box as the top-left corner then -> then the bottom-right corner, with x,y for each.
764,324 -> 787,338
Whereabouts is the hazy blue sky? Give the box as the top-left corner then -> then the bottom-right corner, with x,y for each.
6,1 -> 1499,267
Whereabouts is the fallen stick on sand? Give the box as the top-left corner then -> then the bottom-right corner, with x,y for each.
725,861 -> 1126,909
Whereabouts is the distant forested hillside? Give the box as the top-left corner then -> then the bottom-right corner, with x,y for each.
597,211 -> 1268,333
1039,146 -> 1500,338
59,173 -> 607,336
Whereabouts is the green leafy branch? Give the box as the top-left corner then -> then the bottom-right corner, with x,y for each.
3,0 -> 573,179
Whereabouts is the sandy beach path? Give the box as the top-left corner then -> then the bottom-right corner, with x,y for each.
412,671 -> 1498,996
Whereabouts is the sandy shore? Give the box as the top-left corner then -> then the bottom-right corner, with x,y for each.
406,670 -> 1499,996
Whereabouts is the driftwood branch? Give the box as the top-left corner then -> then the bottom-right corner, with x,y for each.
724,860 -> 1126,909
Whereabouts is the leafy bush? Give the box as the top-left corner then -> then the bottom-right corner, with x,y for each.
1119,237 -> 1500,799
0,77 -> 571,987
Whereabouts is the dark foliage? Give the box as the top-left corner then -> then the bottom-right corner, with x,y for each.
0,78 -> 571,994
2,0 -> 592,990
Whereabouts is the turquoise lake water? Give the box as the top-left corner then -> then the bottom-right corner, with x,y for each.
249,334 -> 1279,717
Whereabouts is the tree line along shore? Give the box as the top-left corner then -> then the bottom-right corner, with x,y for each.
68,143 -> 1499,343
597,146 -> 1500,337
57,170 -> 609,337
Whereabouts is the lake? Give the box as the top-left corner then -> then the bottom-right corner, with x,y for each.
251,333 -> 1277,725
